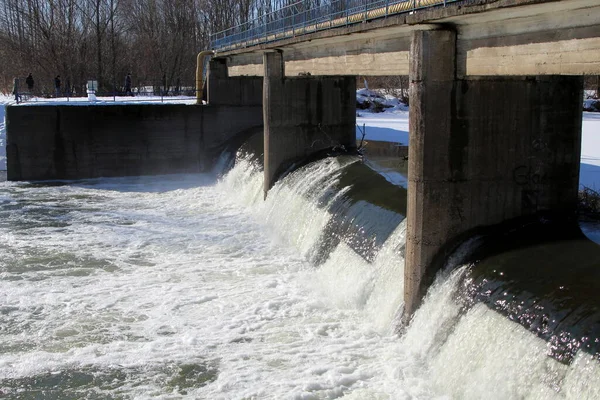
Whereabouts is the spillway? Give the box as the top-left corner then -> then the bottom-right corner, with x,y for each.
0,141 -> 598,398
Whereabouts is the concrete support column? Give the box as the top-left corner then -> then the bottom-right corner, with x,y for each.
207,58 -> 228,105
263,51 -> 356,197
207,57 -> 262,106
405,29 -> 458,320
404,29 -> 583,320
263,51 -> 285,197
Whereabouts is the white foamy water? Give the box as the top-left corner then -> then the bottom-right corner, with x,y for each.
0,155 -> 598,399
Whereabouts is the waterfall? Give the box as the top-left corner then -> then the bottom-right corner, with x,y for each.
1,140 -> 598,398
215,145 -> 600,398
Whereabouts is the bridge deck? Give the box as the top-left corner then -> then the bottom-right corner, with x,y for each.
213,0 -> 600,77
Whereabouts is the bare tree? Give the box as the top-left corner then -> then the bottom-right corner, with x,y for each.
0,0 -> 257,94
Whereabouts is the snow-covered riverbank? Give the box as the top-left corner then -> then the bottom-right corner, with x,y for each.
356,108 -> 600,190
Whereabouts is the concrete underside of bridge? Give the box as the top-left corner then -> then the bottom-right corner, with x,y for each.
209,36 -> 583,320
220,0 -> 600,78
208,0 -> 589,318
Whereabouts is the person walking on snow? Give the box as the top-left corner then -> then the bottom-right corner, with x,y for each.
54,75 -> 61,97
25,73 -> 34,92
124,73 -> 132,96
12,78 -> 20,102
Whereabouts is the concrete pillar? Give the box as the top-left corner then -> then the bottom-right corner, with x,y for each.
207,57 -> 262,106
207,58 -> 228,105
263,51 -> 285,197
404,29 -> 583,320
263,51 -> 356,197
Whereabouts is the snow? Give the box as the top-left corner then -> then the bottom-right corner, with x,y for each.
0,96 -> 9,170
12,95 -> 198,106
356,88 -> 409,112
580,112 -> 600,189
356,105 -> 600,190
357,111 -> 409,144
584,99 -> 600,112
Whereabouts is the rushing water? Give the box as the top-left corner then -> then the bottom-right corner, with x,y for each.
0,150 -> 599,399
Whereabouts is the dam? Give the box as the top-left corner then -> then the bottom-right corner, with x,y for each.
0,125 -> 599,396
2,0 -> 600,397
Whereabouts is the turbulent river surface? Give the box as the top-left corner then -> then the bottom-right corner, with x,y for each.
0,152 -> 599,399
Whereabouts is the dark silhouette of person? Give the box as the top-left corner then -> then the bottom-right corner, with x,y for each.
12,77 -> 20,102
25,73 -> 34,91
162,73 -> 167,95
124,73 -> 132,96
54,75 -> 61,97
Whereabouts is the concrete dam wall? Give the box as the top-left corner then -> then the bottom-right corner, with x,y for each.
6,104 -> 263,181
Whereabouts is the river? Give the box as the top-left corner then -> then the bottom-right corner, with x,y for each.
0,149 -> 598,399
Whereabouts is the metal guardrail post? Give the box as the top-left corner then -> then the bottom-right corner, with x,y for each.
304,9 -> 306,32
346,0 -> 349,25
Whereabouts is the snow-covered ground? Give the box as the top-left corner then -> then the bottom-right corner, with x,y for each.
0,97 -> 7,170
356,110 -> 409,144
13,95 -> 198,106
0,94 -> 598,189
580,112 -> 600,189
356,109 -> 600,190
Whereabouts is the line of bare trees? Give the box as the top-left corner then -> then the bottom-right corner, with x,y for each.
0,0 -> 258,95
6,0 -> 592,99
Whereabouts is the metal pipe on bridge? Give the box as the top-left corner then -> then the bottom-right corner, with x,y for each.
196,50 -> 215,104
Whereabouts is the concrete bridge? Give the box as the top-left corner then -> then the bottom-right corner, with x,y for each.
207,0 -> 599,319
6,0 -> 599,320
215,0 -> 600,77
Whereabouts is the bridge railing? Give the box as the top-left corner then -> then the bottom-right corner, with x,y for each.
211,0 -> 462,51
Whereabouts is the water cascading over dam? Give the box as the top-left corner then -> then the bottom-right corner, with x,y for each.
0,134 -> 599,398
217,135 -> 600,397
